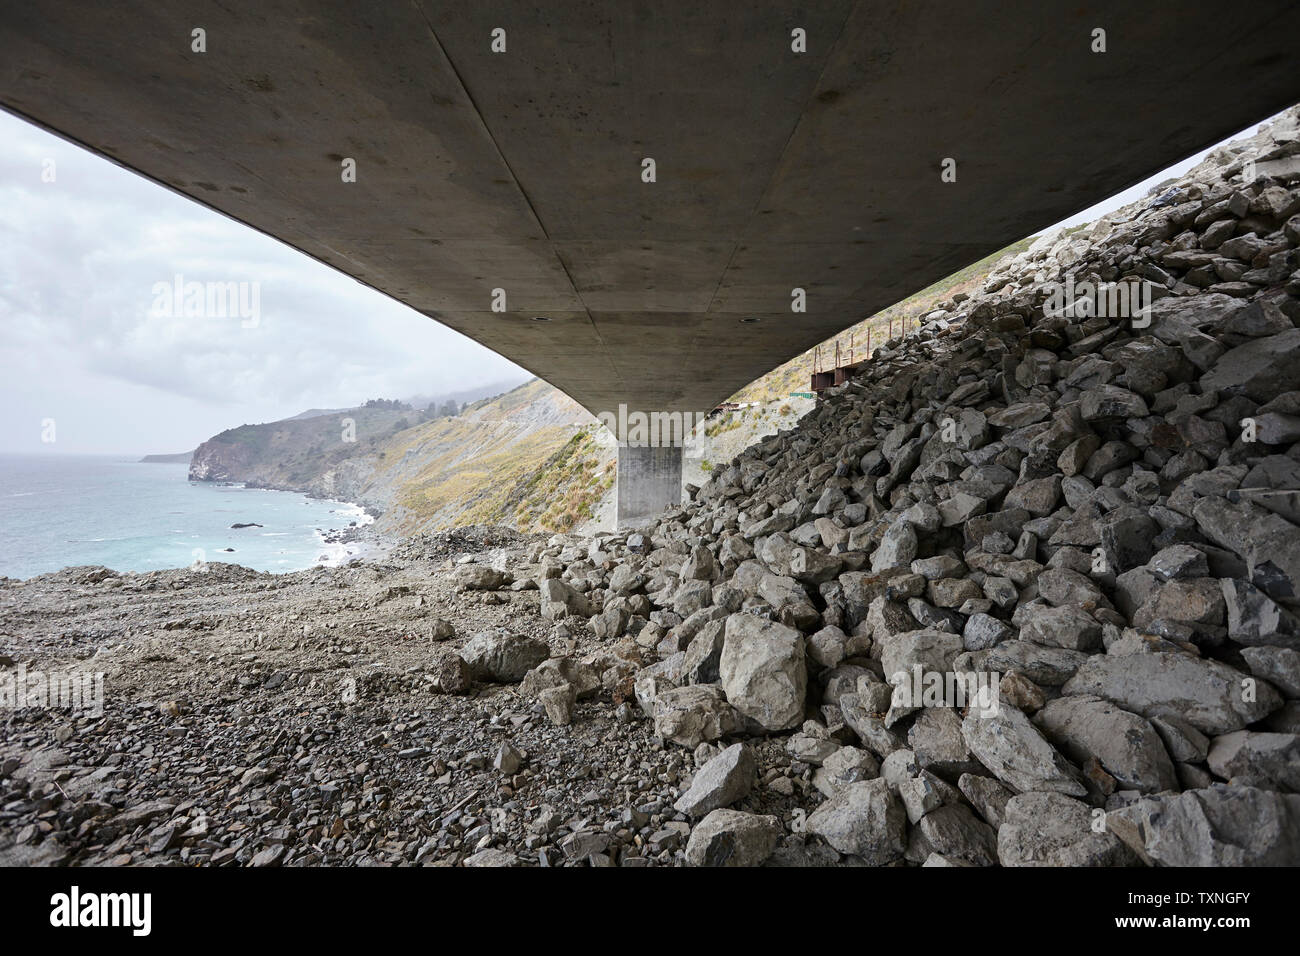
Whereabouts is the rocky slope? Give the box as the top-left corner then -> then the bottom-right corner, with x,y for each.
567,108 -> 1300,865
4,110 -> 1300,868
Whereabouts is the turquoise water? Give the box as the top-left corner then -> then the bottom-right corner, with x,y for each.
0,454 -> 370,580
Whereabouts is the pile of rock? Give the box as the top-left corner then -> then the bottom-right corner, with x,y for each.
490,109 -> 1300,865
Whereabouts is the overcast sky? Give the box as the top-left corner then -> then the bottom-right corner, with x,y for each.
0,107 -> 1277,455
0,110 -> 528,456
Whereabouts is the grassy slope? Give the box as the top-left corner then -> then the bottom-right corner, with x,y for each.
360,380 -> 615,535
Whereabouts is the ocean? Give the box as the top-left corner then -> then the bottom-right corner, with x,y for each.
0,454 -> 371,580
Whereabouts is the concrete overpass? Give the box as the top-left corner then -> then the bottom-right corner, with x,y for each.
3,1 -> 1299,524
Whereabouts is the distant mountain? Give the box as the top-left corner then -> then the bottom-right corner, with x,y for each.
187,379 -> 615,534
139,450 -> 195,464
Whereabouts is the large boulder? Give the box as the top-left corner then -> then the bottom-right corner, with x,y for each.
805,778 -> 906,864
520,657 -> 600,700
673,743 -> 756,818
1201,327 -> 1300,402
455,565 -> 508,590
1206,730 -> 1300,792
998,792 -> 1140,867
538,578 -> 592,620
1106,785 -> 1300,866
652,684 -> 738,749
1062,650 -> 1282,735
684,810 -> 782,867
458,630 -> 549,682
961,707 -> 1087,796
719,614 -> 806,732
1033,695 -> 1177,793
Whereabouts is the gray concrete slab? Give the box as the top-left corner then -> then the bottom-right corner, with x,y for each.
2,1 -> 1298,429
617,444 -> 684,528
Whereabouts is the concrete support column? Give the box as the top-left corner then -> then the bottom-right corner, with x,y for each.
616,444 -> 683,528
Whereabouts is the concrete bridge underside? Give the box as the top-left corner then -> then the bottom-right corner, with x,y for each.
3,1 -> 1299,522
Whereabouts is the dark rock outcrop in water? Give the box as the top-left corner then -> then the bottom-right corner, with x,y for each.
3,112 -> 1300,868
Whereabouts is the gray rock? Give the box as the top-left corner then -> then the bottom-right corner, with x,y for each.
1148,544 -> 1210,581
984,641 -> 1090,686
910,804 -> 998,866
1081,385 -> 1149,421
1221,578 -> 1300,650
1150,714 -> 1210,763
539,577 -> 592,619
879,628 -> 964,686
459,630 -> 549,682
683,620 -> 727,684
958,773 -> 1014,828
1019,604 -> 1102,651
1062,650 -> 1282,734
961,706 -> 1087,796
805,778 -> 906,864
719,613 -> 806,732
652,684 -> 738,748
1201,327 -> 1300,402
685,809 -> 782,867
909,707 -> 981,777
1034,695 -> 1177,792
840,693 -> 907,758
806,625 -> 849,670
1241,645 -> 1300,697
493,741 -> 523,774
1107,785 -> 1300,866
463,847 -> 519,867
998,792 -> 1139,866
681,545 -> 721,582
813,746 -> 880,797
963,612 -> 1013,651
539,682 -> 577,726
1206,730 -> 1300,791
872,519 -> 918,573
455,565 -> 508,590
898,769 -> 957,823
520,657 -> 600,700
674,743 -> 756,817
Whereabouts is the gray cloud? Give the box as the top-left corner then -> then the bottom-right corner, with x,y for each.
0,111 -> 526,454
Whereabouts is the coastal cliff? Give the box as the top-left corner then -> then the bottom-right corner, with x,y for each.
187,381 -> 617,534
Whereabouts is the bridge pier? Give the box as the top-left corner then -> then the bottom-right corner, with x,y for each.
616,444 -> 682,529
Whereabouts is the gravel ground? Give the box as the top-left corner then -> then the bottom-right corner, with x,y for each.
0,528 -> 823,867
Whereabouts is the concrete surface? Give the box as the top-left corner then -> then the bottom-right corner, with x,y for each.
617,445 -> 683,527
2,1 -> 1299,427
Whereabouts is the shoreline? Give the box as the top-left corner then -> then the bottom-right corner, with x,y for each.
2,472 -> 396,582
